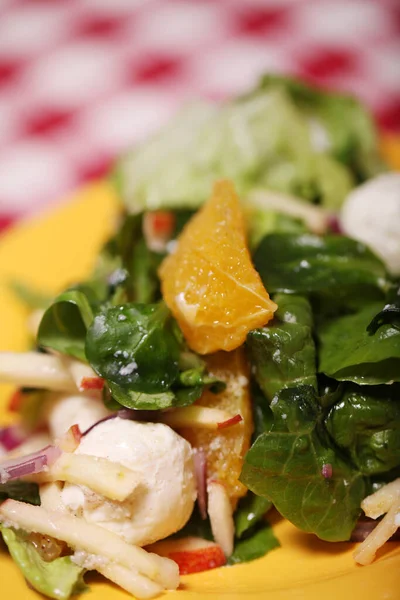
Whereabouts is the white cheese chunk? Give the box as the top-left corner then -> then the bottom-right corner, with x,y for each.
62,418 -> 196,547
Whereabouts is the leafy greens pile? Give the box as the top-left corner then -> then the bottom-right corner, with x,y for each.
110,74 -> 398,544
242,235 -> 400,541
114,74 -> 386,215
5,75 -> 397,599
36,213 -> 221,412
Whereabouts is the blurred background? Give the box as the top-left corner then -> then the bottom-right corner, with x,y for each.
0,0 -> 399,232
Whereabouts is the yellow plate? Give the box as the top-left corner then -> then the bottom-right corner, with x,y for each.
0,183 -> 399,600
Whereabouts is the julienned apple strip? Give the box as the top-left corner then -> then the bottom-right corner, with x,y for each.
33,452 -> 140,502
0,351 -> 102,393
0,500 -> 178,589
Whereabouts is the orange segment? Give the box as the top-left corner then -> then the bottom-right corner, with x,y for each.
159,180 -> 277,354
179,349 -> 253,505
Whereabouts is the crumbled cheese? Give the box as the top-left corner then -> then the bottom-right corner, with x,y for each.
72,550 -> 109,570
119,361 -> 137,376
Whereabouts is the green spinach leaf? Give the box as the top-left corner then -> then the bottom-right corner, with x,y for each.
1,528 -> 86,600
0,480 -> 40,505
325,383 -> 400,475
247,294 -> 317,401
86,302 -> 180,393
129,237 -> 163,303
169,506 -> 213,541
97,213 -> 162,304
251,381 -> 274,439
228,522 -> 279,565
234,492 -> 272,538
367,283 -> 400,334
254,233 -> 387,311
318,303 -> 400,384
241,385 -> 366,541
37,290 -> 94,361
106,383 -> 177,410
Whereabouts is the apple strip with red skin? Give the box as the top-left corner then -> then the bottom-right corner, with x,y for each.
65,358 -> 102,392
0,500 -> 179,588
80,376 -> 104,391
56,424 -> 82,453
0,352 -> 104,395
147,537 -> 226,575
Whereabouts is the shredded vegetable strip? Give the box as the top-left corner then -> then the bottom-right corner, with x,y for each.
64,357 -> 100,392
361,478 -> 400,519
0,352 -> 76,392
162,406 -> 232,429
354,480 -> 400,565
35,453 -> 140,502
246,189 -> 330,234
0,500 -> 179,589
39,482 -> 65,512
92,560 -> 163,599
354,493 -> 400,565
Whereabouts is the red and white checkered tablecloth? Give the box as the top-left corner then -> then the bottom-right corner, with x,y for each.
0,0 -> 399,232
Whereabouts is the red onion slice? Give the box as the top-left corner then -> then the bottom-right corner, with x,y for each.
321,463 -> 333,479
81,409 -> 153,437
0,425 -> 27,452
193,449 -> 207,519
0,444 -> 61,484
328,215 -> 342,234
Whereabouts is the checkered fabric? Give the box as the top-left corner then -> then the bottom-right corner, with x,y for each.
0,0 -> 399,230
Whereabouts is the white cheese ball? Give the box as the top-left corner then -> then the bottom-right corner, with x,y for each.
61,418 -> 196,547
46,393 -> 111,439
340,173 -> 400,275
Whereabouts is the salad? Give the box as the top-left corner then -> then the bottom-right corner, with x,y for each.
0,74 -> 399,600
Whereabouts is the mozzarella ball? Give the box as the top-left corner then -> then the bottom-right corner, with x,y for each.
340,173 -> 400,275
61,418 -> 196,547
46,393 -> 111,439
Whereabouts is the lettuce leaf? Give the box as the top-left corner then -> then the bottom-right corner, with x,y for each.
113,80 -> 356,214
1,528 -> 86,600
252,74 -> 386,180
